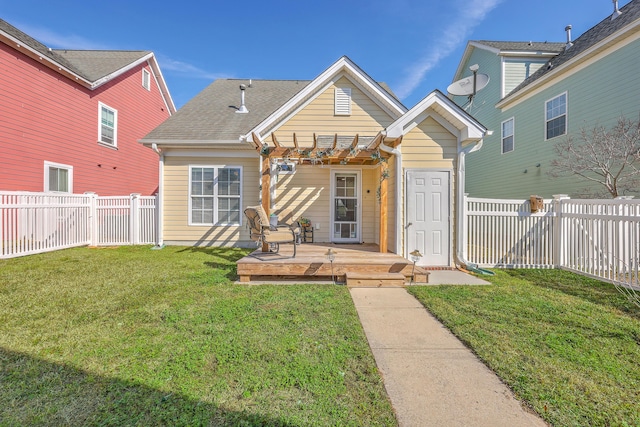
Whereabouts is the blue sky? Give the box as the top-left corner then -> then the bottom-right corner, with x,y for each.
2,0 -> 630,109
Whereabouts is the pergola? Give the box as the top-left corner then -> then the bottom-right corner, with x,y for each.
249,131 -> 402,253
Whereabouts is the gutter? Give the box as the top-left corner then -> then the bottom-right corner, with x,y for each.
151,143 -> 164,249
454,139 -> 484,268
379,141 -> 402,256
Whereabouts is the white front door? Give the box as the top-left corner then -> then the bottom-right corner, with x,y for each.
331,170 -> 361,243
406,170 -> 451,266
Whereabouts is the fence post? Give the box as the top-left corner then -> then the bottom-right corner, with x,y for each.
130,193 -> 140,245
84,192 -> 98,246
552,194 -> 570,268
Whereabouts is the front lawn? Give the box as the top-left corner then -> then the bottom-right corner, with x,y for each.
408,269 -> 640,427
0,246 -> 396,426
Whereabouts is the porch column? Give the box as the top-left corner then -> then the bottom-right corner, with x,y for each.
261,155 -> 270,252
379,173 -> 388,253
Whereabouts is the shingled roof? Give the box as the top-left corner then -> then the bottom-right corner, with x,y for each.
1,19 -> 153,86
141,79 -> 311,143
472,40 -> 565,53
506,0 -> 640,98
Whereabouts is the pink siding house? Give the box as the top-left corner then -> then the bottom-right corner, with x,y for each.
0,19 -> 176,196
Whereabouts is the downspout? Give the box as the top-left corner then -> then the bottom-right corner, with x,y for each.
151,143 -> 164,249
454,139 -> 483,267
379,142 -> 403,256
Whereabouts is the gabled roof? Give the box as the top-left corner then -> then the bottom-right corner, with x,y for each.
501,0 -> 640,104
472,40 -> 566,54
246,56 -> 407,142
386,90 -> 486,144
0,19 -> 175,113
452,40 -> 564,83
142,56 -> 406,146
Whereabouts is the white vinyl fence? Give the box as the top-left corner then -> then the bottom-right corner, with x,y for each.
1,191 -> 157,259
465,195 -> 640,290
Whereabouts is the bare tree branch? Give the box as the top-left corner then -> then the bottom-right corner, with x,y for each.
550,116 -> 640,198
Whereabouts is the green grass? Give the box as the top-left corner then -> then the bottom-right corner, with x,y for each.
0,246 -> 396,426
408,269 -> 640,427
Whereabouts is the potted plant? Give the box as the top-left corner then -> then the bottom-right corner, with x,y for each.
298,217 -> 311,228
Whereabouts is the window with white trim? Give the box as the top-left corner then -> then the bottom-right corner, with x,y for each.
142,69 -> 150,90
44,161 -> 73,193
501,117 -> 514,154
545,92 -> 567,140
334,87 -> 351,115
98,102 -> 117,147
189,166 -> 242,225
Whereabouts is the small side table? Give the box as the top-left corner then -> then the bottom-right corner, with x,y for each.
302,225 -> 314,243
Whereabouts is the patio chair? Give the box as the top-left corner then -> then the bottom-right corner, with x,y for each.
244,205 -> 297,257
274,207 -> 302,244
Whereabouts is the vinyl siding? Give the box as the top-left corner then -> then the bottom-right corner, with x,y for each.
399,116 -> 457,260
274,165 -> 379,244
464,37 -> 640,198
0,42 -> 169,195
503,59 -> 547,96
272,76 -> 396,146
162,155 -> 259,246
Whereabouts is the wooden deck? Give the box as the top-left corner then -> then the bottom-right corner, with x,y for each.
236,243 -> 429,285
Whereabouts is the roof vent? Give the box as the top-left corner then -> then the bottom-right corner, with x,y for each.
565,25 -> 573,50
236,84 -> 248,114
611,0 -> 622,20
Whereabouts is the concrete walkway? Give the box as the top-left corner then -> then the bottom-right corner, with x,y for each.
350,287 -> 547,427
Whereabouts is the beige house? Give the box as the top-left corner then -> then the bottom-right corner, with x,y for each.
140,57 -> 486,267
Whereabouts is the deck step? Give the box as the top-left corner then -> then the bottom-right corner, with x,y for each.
346,272 -> 406,288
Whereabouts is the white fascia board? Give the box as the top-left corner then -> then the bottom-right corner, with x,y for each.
90,52 -> 154,90
139,139 -> 255,149
147,55 -> 177,114
0,30 -> 93,87
500,51 -> 559,58
246,56 -> 407,142
451,41 -> 501,86
387,91 -> 486,139
497,18 -> 640,109
163,148 -> 258,158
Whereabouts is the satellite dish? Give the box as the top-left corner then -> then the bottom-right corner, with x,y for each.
447,73 -> 490,96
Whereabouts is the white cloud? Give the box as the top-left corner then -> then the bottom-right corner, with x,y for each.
13,21 -> 226,81
394,0 -> 504,100
157,56 -> 232,81
16,23 -> 111,50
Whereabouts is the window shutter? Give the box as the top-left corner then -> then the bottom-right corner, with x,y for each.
335,88 -> 351,115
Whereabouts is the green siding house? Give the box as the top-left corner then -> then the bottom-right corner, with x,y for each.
451,0 -> 640,199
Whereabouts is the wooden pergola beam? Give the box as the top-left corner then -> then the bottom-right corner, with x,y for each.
250,132 -> 263,150
271,132 -> 281,148
368,132 -> 384,150
379,169 -> 388,253
390,135 -> 403,149
260,154 -> 271,252
350,134 -> 359,150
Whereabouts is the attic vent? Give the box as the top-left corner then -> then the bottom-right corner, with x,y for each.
335,87 -> 351,116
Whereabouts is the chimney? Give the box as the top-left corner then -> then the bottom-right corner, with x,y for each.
565,25 -> 573,50
611,0 -> 622,20
236,84 -> 248,114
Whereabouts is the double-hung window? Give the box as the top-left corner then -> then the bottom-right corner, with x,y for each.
501,117 -> 515,154
44,161 -> 72,193
545,92 -> 567,140
190,166 -> 242,225
98,102 -> 117,147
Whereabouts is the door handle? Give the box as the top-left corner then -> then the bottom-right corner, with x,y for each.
406,222 -> 412,229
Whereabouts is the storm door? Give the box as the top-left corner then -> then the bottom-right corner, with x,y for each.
331,171 -> 361,243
